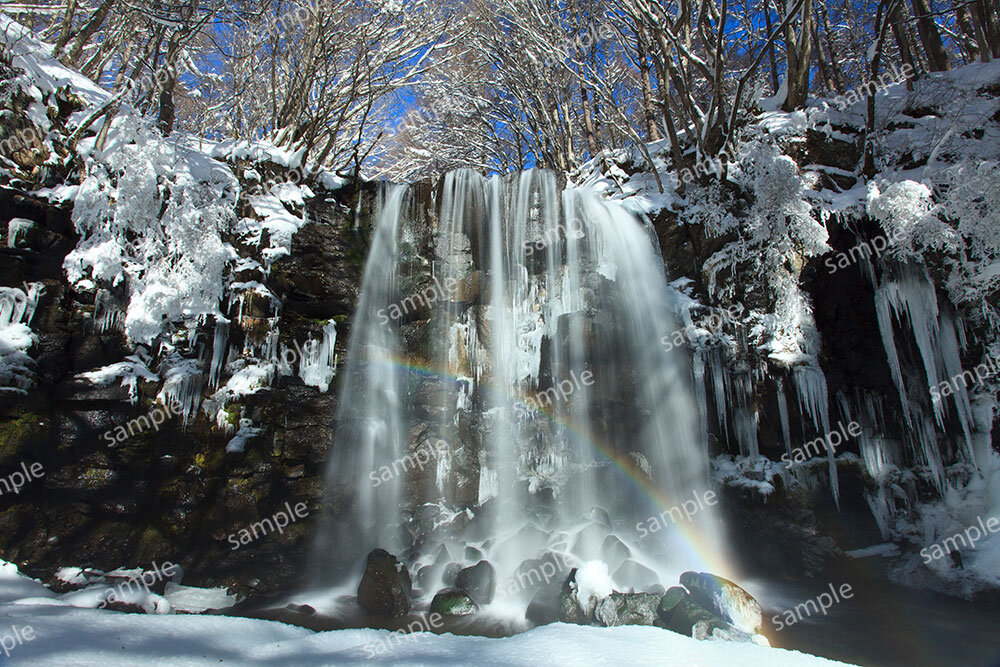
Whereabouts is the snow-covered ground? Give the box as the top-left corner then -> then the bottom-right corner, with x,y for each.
0,560 -> 852,666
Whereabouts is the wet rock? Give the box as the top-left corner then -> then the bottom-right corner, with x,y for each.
455,560 -> 496,606
558,567 -> 606,625
679,571 -> 762,634
441,562 -> 462,586
663,597 -> 730,637
594,592 -> 661,627
612,559 -> 660,591
657,586 -> 689,624
357,549 -> 412,617
430,588 -> 477,616
600,535 -> 631,569
525,584 -> 562,625
511,552 -> 572,598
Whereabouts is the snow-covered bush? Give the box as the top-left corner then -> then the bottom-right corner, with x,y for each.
65,135 -> 237,344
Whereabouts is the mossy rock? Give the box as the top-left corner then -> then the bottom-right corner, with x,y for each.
0,412 -> 47,462
430,588 -> 477,616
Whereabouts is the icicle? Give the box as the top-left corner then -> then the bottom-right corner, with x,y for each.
209,319 -> 229,389
776,377 -> 792,460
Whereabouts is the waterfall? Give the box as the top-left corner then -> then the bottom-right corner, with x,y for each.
311,170 -> 727,610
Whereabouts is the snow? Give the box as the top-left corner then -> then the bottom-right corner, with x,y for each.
0,556 -> 853,666
573,560 -> 615,610
6,217 -> 34,247
77,356 -> 159,404
162,583 -> 238,613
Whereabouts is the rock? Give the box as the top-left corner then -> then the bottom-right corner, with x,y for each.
657,586 -> 689,624
594,592 -> 661,627
693,621 -> 769,645
511,552 -> 572,598
441,562 -> 462,586
464,546 -> 483,561
600,535 -> 631,569
525,584 -> 562,625
663,598 -> 730,637
679,571 -> 762,634
558,568 -> 589,624
571,523 -> 608,557
356,549 -> 412,617
285,603 -> 316,616
586,507 -> 612,529
430,588 -> 477,616
455,560 -> 496,606
612,559 -> 660,591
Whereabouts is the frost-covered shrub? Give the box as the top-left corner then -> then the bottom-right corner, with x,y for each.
65,136 -> 237,344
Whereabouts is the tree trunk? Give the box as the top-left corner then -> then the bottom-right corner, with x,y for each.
637,44 -> 661,141
953,0 -> 982,62
65,0 -> 115,65
52,0 -> 78,59
764,0 -> 780,93
910,0 -> 950,69
891,4 -> 920,87
782,0 -> 814,111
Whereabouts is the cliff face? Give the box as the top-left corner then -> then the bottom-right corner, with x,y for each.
0,175 -> 376,596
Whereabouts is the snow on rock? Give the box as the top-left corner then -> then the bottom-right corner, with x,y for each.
573,560 -> 615,611
162,582 -> 238,613
0,282 -> 42,394
77,355 -> 159,404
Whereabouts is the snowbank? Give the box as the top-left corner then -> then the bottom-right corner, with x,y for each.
0,560 -> 854,665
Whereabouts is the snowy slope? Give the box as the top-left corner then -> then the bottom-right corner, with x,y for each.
0,560 -> 851,666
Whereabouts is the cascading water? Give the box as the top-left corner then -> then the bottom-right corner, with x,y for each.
311,169 -> 729,613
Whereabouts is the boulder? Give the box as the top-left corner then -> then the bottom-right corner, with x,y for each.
558,568 -> 590,624
679,571 -> 762,634
600,535 -> 631,569
455,560 -> 496,606
612,559 -> 660,591
656,586 -> 689,624
594,592 -> 661,627
356,549 -> 412,617
525,584 -> 562,625
430,588 -> 477,616
663,598 -> 730,637
441,562 -> 462,586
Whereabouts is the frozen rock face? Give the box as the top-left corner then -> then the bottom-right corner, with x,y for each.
0,171 -> 374,597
